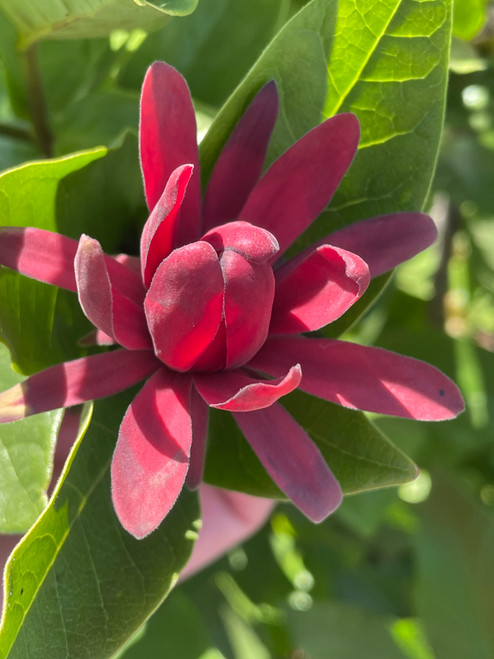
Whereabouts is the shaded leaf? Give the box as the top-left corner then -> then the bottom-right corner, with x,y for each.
205,390 -> 417,499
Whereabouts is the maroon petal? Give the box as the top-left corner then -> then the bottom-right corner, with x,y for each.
180,484 -> 275,580
140,164 -> 194,288
185,386 -> 210,490
0,350 -> 161,422
75,235 -> 151,351
270,245 -> 369,334
140,62 -> 201,245
194,364 -> 301,411
144,241 -> 224,371
0,227 -> 78,291
234,403 -> 342,522
240,113 -> 360,256
202,221 -> 279,264
221,250 -> 275,369
111,369 -> 193,539
202,81 -> 279,229
321,212 -> 438,278
251,337 -> 465,420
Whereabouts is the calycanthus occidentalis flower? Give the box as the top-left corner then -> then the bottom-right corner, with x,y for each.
0,62 -> 464,539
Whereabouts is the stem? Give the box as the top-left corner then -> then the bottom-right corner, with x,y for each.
0,122 -> 32,142
430,200 -> 460,326
23,44 -> 53,158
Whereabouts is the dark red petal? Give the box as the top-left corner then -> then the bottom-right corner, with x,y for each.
251,337 -> 465,420
234,404 -> 342,522
202,221 -> 279,264
0,350 -> 161,422
111,369 -> 193,539
221,250 -> 275,369
316,212 -> 438,278
270,245 -> 369,334
144,241 -> 224,371
180,484 -> 274,580
75,235 -> 151,350
202,81 -> 279,229
0,227 -> 78,291
185,386 -> 209,490
240,113 -> 360,256
140,62 -> 201,245
194,365 -> 301,412
140,164 -> 194,288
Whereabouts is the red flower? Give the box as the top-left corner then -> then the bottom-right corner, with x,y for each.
0,63 -> 463,538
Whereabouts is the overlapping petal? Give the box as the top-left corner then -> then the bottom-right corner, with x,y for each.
140,62 -> 201,246
202,221 -> 279,264
185,387 -> 210,490
0,350 -> 161,422
75,235 -> 151,350
240,113 -> 360,256
202,81 -> 279,229
144,241 -> 224,371
194,365 -> 301,411
234,403 -> 342,522
111,369 -> 193,539
270,245 -> 370,334
251,337 -> 465,420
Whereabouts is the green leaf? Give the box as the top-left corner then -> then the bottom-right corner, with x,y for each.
415,474 -> 494,659
119,0 -> 291,107
0,0 -> 198,49
452,0 -> 486,41
0,344 -> 62,533
205,391 -> 417,499
0,392 -> 200,659
0,148 -> 106,374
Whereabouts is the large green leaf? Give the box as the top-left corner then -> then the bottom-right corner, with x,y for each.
205,391 -> 417,499
415,474 -> 494,659
0,344 -> 61,533
0,0 -> 198,48
0,392 -> 200,659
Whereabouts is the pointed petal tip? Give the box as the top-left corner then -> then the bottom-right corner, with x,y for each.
303,479 -> 343,523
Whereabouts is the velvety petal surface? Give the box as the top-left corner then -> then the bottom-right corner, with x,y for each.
140,164 -> 194,288
322,212 -> 438,278
270,245 -> 370,334
240,113 -> 360,256
194,364 -> 302,411
111,369 -> 193,539
221,250 -> 275,369
0,227 -> 79,291
251,337 -> 465,420
180,484 -> 275,580
140,62 -> 201,245
234,403 -> 342,522
185,386 -> 209,490
202,221 -> 279,263
0,350 -> 161,422
75,235 -> 151,350
144,241 -> 224,371
202,81 -> 279,229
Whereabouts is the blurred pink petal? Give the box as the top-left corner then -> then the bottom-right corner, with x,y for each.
112,369 -> 193,539
140,62 -> 201,246
0,350 -> 160,422
194,364 -> 301,411
241,113 -> 360,256
252,337 -> 465,420
180,484 -> 274,580
234,403 -> 342,522
271,244 -> 369,334
203,81 -> 279,229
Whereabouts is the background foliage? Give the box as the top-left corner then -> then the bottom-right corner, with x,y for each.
0,0 -> 493,656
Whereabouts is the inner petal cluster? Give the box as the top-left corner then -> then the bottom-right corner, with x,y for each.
144,221 -> 279,373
